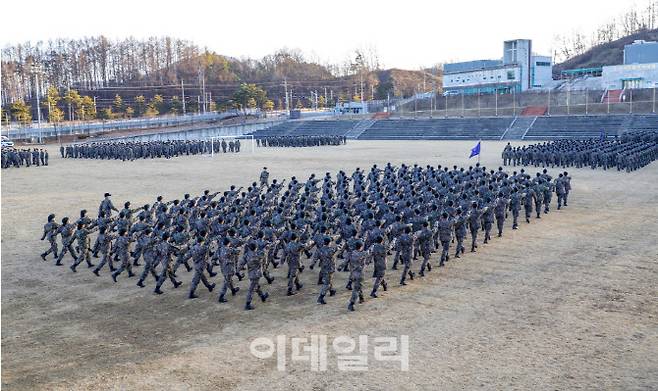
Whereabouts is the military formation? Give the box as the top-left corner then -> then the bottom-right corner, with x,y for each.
61,138 -> 242,161
2,147 -> 49,169
40,163 -> 571,311
502,130 -> 657,172
257,135 -> 346,148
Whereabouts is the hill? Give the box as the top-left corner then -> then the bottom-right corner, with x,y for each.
554,29 -> 658,74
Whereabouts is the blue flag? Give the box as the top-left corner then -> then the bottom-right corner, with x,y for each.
469,141 -> 481,158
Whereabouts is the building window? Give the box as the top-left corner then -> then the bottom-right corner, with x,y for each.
536,61 -> 551,66
507,71 -> 515,80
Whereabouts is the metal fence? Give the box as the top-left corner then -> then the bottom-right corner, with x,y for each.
1,109 -> 262,142
394,87 -> 658,118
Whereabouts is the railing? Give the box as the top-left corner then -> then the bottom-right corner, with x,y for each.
2,109 -> 261,141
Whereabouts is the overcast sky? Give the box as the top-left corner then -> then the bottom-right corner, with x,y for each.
0,0 -> 642,68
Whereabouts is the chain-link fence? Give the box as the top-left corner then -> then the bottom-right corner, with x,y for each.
394,88 -> 658,118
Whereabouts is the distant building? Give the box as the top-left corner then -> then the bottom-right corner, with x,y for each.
624,40 -> 658,65
442,39 -> 553,95
335,101 -> 368,114
559,40 -> 658,90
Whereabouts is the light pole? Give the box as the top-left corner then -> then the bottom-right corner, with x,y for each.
495,89 -> 498,116
31,65 -> 44,143
461,91 -> 464,118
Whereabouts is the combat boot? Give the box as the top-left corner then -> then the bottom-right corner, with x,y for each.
70,264 -> 77,273
370,289 -> 378,298
295,281 -> 303,291
136,279 -> 145,288
218,295 -> 227,303
245,302 -> 255,310
317,295 -> 327,305
173,280 -> 183,288
188,291 -> 198,299
265,275 -> 274,284
40,253 -> 47,261
287,288 -> 296,296
259,292 -> 269,302
347,302 -> 355,312
408,271 -> 415,280
154,287 -> 164,295
382,280 -> 388,291
231,286 -> 240,296
329,288 -> 337,296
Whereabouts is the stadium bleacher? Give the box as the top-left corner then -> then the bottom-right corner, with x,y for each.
250,120 -> 359,138
248,114 -> 657,141
522,114 -> 658,139
357,118 -> 514,140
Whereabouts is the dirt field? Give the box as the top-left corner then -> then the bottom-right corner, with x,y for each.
2,140 -> 657,390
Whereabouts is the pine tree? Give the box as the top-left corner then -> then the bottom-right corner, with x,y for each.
10,100 -> 32,124
113,94 -> 124,117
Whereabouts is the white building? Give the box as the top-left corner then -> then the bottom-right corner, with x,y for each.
443,39 -> 553,95
558,40 -> 658,91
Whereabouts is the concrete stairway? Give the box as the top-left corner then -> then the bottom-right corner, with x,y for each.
501,116 -> 536,140
345,118 -> 377,139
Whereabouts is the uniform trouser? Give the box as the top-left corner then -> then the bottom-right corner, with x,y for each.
455,235 -> 465,256
557,193 -> 565,208
132,245 -> 143,262
543,196 -> 551,212
92,239 -> 100,255
420,250 -> 431,272
524,205 -> 532,220
207,262 -> 216,275
400,256 -> 413,282
349,275 -> 363,304
484,222 -> 493,241
57,239 -> 78,263
156,263 -> 178,289
564,192 -> 569,205
535,202 -> 542,217
512,210 -> 520,227
189,268 -> 213,294
139,258 -> 159,282
495,215 -> 505,235
43,237 -> 59,257
287,264 -> 301,290
173,253 -> 191,273
392,248 -> 401,268
73,246 -> 93,268
372,274 -> 386,293
470,229 -> 479,251
94,252 -> 113,272
439,240 -> 450,264
219,272 -> 236,297
246,278 -> 264,304
113,254 -> 132,276
319,272 -> 334,297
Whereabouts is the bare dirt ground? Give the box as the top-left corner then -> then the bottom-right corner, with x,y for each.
2,140 -> 657,390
